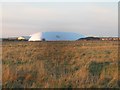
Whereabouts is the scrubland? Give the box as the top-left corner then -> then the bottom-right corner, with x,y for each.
2,41 -> 119,88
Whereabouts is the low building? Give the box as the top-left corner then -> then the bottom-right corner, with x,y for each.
18,36 -> 30,41
100,37 -> 120,41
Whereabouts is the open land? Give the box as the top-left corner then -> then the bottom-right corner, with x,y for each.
2,41 -> 119,88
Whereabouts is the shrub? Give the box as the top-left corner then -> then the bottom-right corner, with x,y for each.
88,61 -> 110,76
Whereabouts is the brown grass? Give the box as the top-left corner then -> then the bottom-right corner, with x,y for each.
2,41 -> 119,88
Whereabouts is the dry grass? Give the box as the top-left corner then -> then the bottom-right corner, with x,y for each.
2,41 -> 119,88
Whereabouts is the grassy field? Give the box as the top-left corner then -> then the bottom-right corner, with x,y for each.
2,41 -> 119,88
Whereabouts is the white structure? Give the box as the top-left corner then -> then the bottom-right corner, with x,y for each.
28,32 -> 85,41
28,32 -> 42,41
18,36 -> 30,41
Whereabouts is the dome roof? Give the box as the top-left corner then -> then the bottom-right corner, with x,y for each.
29,32 -> 85,41
28,32 -> 42,41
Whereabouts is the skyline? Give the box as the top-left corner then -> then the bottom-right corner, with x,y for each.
1,2 -> 118,38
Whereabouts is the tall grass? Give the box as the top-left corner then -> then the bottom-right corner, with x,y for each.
2,41 -> 119,88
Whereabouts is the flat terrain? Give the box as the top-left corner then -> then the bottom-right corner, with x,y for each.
2,41 -> 119,88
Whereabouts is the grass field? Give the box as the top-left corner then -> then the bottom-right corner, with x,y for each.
2,41 -> 119,88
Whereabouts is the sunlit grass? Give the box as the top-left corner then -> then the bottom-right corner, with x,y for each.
2,41 -> 119,88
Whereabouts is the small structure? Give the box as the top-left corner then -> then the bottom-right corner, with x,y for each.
18,36 -> 30,41
100,37 -> 120,41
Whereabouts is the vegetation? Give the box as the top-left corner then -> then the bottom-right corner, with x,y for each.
2,41 -> 119,88
88,61 -> 110,76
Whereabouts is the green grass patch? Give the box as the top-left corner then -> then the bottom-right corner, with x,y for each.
88,61 -> 110,76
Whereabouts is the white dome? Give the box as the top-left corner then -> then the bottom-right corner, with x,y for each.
28,32 -> 42,41
29,32 -> 85,41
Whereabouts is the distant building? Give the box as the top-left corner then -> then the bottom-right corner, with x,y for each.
100,37 -> 120,41
29,32 -> 84,41
18,36 -> 30,41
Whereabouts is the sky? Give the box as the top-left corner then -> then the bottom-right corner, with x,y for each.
0,0 -> 119,38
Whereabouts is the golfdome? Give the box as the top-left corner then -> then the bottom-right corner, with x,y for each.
28,32 -> 85,41
28,32 -> 42,41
